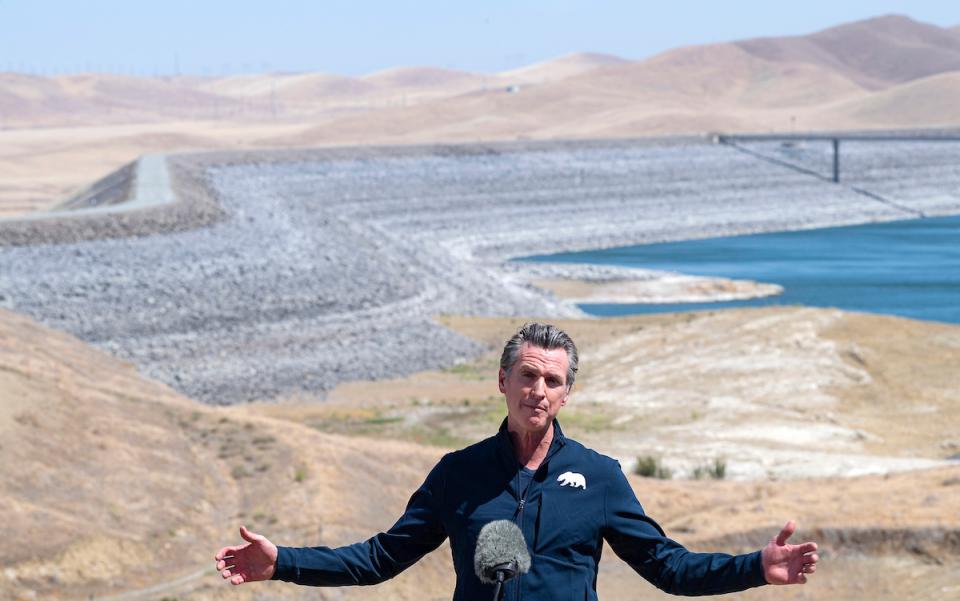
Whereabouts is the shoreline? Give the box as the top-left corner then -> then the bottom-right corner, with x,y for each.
534,274 -> 783,305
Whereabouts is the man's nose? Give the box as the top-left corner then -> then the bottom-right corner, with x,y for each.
531,377 -> 546,397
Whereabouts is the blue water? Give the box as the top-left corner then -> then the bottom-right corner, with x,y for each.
523,215 -> 960,324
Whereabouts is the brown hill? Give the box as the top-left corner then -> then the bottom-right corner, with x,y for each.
58,73 -> 238,117
0,73 -> 243,126
569,42 -> 867,108
817,70 -> 960,128
499,52 -> 630,84
4,14 -> 960,134
203,72 -> 380,100
279,43 -> 870,144
0,307 -> 448,601
359,66 -> 502,107
277,14 -> 960,145
735,14 -> 960,89
361,66 -> 485,89
0,73 -> 72,125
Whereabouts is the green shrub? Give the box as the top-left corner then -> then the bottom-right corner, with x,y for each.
692,458 -> 727,480
635,455 -> 672,479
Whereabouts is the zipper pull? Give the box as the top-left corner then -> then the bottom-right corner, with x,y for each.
518,499 -> 525,510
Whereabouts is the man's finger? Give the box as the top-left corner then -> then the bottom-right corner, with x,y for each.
799,542 -> 818,554
804,552 -> 819,563
239,525 -> 262,543
230,574 -> 245,585
796,573 -> 807,585
775,520 -> 797,546
214,546 -> 235,561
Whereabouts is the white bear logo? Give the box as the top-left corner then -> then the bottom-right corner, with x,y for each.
557,471 -> 586,490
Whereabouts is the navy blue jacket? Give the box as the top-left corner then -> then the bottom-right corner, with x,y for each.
273,420 -> 767,599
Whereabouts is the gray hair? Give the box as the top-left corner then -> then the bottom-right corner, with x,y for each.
499,323 -> 579,390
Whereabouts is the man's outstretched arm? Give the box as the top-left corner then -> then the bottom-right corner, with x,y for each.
604,468 -> 819,595
214,455 -> 449,588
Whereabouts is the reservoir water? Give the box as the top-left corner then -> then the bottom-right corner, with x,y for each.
524,214 -> 960,324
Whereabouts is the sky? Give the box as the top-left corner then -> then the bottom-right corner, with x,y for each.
1,1 -> 958,77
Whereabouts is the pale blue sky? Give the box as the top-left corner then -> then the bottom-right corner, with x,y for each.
1,1 -> 957,76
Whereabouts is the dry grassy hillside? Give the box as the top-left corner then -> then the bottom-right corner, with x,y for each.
199,72 -> 378,100
274,15 -> 960,146
818,71 -> 960,128
499,52 -> 630,83
0,308 -> 451,601
609,43 -> 868,107
734,14 -> 960,88
362,66 -> 482,88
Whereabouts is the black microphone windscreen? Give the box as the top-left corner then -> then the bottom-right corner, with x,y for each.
473,520 -> 532,584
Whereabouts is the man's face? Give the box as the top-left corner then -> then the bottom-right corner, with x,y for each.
499,342 -> 570,436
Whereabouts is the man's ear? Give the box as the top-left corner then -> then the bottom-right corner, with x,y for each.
498,368 -> 507,393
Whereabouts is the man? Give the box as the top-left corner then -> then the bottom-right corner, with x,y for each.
215,323 -> 819,598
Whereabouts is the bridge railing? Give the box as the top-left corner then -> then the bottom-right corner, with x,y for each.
714,131 -> 960,183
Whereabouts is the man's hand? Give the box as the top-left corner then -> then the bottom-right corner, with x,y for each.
214,525 -> 279,585
761,521 -> 819,585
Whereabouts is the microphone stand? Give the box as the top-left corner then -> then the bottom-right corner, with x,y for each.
490,561 -> 518,601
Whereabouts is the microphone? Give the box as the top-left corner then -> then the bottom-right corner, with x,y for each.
474,520 -> 532,601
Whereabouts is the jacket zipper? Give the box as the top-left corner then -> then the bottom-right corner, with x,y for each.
515,470 -> 528,601
507,425 -> 565,601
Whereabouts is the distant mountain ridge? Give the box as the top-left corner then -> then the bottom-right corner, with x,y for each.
733,14 -> 960,88
3,14 -> 960,135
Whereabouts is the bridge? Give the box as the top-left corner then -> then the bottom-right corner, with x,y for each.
716,131 -> 960,183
